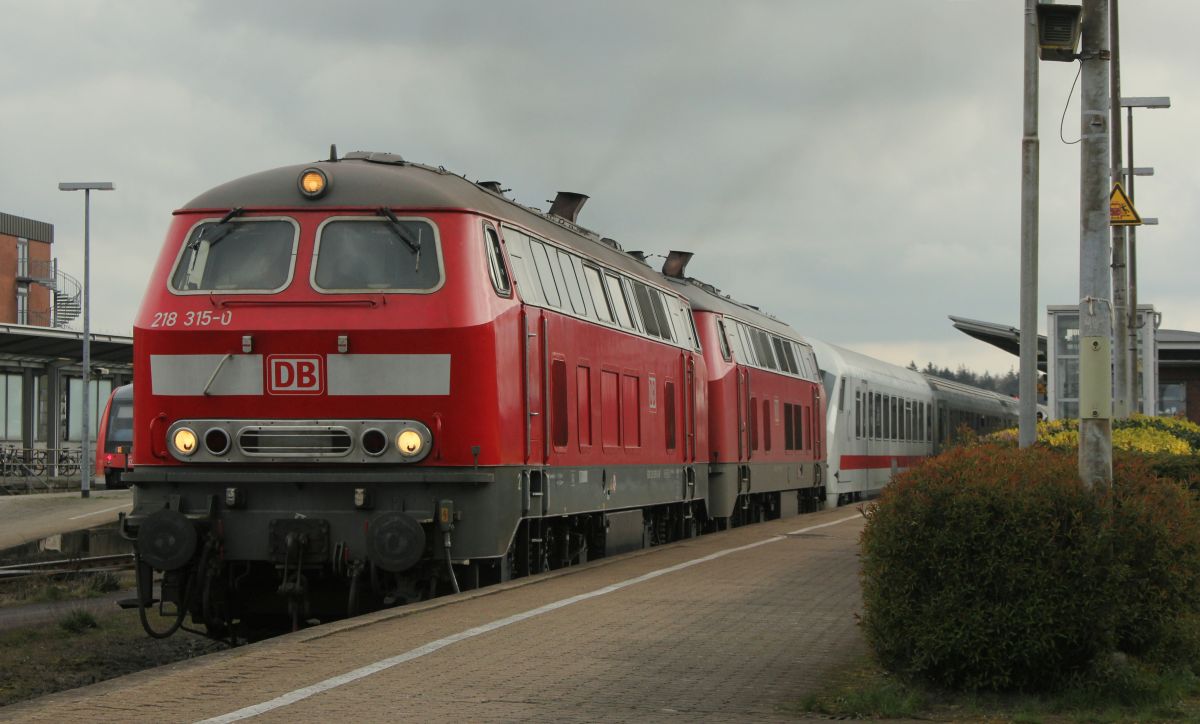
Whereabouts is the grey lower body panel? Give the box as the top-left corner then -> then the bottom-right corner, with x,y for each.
706,460 -> 826,519
126,462 -> 709,564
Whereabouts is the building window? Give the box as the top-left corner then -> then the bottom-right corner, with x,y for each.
16,238 -> 28,278
1,374 -> 22,441
16,286 -> 28,325
66,377 -> 112,441
1160,382 -> 1187,417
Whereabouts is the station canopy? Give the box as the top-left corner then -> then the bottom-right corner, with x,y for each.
949,316 -> 1047,372
949,315 -> 1200,371
0,323 -> 132,365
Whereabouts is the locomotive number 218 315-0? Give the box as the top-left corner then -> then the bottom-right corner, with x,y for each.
150,310 -> 234,328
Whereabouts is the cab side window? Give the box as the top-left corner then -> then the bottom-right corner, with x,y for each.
484,225 -> 511,297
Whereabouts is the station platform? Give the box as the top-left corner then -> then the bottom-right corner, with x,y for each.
3,506 -> 866,723
0,488 -> 131,552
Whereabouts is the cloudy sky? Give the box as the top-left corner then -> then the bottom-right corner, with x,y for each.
2,0 -> 1195,374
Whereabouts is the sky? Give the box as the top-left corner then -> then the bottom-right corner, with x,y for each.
1,0 -> 1196,375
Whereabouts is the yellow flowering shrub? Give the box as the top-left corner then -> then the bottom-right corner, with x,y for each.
1113,426 -> 1191,455
1043,429 -> 1078,449
986,414 -> 1200,455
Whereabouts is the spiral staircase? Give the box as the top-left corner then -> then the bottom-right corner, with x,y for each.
18,259 -> 82,328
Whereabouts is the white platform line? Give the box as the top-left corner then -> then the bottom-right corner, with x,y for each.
67,504 -> 128,520
197,513 -> 862,724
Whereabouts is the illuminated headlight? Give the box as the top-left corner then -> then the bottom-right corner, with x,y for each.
298,167 -> 329,198
172,427 -> 198,456
396,429 -> 425,458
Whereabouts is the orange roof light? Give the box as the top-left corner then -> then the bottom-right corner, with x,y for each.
298,168 -> 329,198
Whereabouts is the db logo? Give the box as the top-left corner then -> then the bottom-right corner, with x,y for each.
267,355 -> 324,395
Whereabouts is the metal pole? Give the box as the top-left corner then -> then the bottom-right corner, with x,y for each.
1019,0 -> 1040,448
81,189 -> 91,499
1126,105 -> 1140,413
1109,0 -> 1130,419
1079,0 -> 1113,489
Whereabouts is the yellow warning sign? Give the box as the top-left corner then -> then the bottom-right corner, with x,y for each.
1110,183 -> 1142,226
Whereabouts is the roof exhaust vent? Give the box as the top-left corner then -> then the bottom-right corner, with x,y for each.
478,181 -> 506,195
600,237 -> 623,252
628,250 -> 649,264
548,191 -> 589,223
662,250 -> 693,279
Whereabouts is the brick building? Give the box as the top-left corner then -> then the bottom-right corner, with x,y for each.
1,212 -> 56,326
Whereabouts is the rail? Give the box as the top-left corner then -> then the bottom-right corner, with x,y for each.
0,553 -> 134,582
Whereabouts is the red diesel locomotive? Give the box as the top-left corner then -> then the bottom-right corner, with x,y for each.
124,150 -> 827,639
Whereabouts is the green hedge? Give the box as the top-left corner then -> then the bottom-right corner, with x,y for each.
860,444 -> 1200,692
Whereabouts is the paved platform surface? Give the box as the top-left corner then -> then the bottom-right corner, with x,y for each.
0,488 -> 131,551
4,507 -> 867,723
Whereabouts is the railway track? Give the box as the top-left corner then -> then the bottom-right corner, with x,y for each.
0,553 -> 134,582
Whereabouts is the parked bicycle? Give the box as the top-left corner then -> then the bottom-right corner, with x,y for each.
56,448 -> 81,477
0,446 -> 45,477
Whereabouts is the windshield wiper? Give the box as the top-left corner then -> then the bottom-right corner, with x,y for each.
183,207 -> 245,286
187,207 -> 245,252
377,207 -> 422,272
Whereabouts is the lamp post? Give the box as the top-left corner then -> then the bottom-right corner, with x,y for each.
58,181 -> 114,498
1119,96 -> 1169,413
1018,0 -> 1040,448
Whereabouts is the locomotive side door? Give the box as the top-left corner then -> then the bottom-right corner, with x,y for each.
685,352 -> 697,463
736,365 -> 751,461
522,307 -> 547,465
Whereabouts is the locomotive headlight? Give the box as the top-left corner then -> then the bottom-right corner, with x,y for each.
298,168 -> 329,198
172,427 -> 198,456
396,429 -> 425,458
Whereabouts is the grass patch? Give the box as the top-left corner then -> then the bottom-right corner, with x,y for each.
796,654 -> 1200,722
0,607 -> 226,707
0,570 -> 133,609
57,609 -> 98,633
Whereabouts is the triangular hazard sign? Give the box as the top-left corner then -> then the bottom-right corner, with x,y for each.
1110,183 -> 1142,226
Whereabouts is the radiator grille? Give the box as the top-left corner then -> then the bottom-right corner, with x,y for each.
237,426 -> 353,457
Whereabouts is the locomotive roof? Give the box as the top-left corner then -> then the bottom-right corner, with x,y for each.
664,275 -> 805,344
181,152 -> 673,291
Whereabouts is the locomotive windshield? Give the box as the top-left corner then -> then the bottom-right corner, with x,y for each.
170,219 -> 296,293
313,219 -> 441,292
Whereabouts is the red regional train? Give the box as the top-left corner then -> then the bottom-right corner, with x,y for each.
96,383 -> 133,489
123,150 -> 1006,641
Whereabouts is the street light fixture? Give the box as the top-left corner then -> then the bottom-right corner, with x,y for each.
1036,2 -> 1083,62
1118,96 -> 1169,413
58,181 -> 114,498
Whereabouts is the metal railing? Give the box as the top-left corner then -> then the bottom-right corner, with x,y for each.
0,447 -> 84,494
